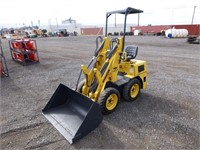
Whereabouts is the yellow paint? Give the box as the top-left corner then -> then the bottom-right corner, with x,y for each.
130,84 -> 140,98
106,94 -> 118,110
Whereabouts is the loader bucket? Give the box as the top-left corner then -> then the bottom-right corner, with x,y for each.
42,84 -> 103,144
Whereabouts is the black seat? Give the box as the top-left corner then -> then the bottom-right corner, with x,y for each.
124,45 -> 138,60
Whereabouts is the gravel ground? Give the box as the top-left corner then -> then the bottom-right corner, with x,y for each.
0,36 -> 199,150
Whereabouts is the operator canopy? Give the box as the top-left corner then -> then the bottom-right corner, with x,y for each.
106,7 -> 143,16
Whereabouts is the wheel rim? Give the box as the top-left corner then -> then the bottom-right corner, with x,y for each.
106,94 -> 118,110
130,84 -> 139,98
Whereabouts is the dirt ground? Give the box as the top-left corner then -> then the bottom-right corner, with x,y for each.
1,36 -> 199,150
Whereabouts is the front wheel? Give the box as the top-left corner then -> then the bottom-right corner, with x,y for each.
98,87 -> 120,115
123,78 -> 141,101
77,80 -> 85,93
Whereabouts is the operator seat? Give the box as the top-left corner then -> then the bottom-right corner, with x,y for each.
124,45 -> 138,60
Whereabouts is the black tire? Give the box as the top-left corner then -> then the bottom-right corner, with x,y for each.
123,78 -> 141,101
98,87 -> 120,115
77,80 -> 85,93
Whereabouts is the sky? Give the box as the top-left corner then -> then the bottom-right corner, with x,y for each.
0,0 -> 200,28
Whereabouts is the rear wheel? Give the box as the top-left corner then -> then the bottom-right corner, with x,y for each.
123,78 -> 141,101
98,87 -> 120,115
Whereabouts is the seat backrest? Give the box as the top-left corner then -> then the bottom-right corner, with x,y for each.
124,45 -> 138,60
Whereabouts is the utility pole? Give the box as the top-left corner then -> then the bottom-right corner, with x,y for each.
49,19 -> 52,30
138,13 -> 140,26
56,18 -> 58,29
191,6 -> 196,24
38,20 -> 40,27
31,21 -> 33,27
115,13 -> 116,28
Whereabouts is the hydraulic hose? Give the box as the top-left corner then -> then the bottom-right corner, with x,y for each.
75,36 -> 104,91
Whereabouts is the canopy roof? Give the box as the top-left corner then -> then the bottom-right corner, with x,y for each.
106,7 -> 143,16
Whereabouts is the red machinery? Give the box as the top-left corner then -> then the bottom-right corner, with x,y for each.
0,39 -> 9,77
9,38 -> 39,65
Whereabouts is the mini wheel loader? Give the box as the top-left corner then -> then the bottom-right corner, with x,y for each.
42,7 -> 147,144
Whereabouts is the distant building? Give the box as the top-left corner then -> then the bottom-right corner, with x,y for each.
131,24 -> 200,36
42,18 -> 82,34
62,18 -> 76,25
61,18 -> 81,28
